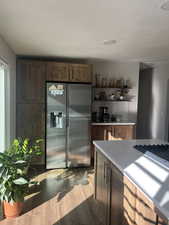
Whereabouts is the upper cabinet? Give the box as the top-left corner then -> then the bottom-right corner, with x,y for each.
46,62 -> 92,83
46,62 -> 69,81
69,64 -> 92,83
17,60 -> 46,103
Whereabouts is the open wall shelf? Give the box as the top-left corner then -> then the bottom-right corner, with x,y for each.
93,100 -> 131,103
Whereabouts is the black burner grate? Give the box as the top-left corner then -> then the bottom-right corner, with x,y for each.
134,144 -> 169,161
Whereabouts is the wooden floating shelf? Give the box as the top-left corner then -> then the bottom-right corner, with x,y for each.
92,87 -> 132,90
93,100 -> 131,103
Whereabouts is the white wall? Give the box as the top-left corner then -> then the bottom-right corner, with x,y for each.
0,35 -> 16,147
151,63 -> 169,141
0,67 -> 5,152
91,61 -> 140,122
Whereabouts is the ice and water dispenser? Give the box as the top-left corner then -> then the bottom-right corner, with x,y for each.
50,112 -> 64,128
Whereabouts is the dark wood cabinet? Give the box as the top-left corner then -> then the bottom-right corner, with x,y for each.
92,125 -> 110,141
94,150 -> 163,225
69,64 -> 92,83
17,60 -> 46,103
46,62 -> 69,81
91,125 -> 135,162
16,60 -> 46,165
92,125 -> 135,142
46,62 -> 92,83
113,125 -> 134,140
158,217 -> 168,225
16,103 -> 45,164
108,125 -> 135,140
95,150 -> 124,225
16,103 -> 45,139
95,151 -> 111,225
110,164 -> 124,225
91,125 -> 109,162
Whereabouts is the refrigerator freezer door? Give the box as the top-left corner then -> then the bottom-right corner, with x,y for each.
46,83 -> 67,169
67,84 -> 91,167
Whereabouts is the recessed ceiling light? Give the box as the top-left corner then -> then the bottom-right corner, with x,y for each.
161,1 -> 169,10
103,40 -> 117,45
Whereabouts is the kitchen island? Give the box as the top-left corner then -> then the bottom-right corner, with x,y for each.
94,139 -> 169,225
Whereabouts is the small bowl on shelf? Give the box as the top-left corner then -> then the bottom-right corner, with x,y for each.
109,94 -> 115,101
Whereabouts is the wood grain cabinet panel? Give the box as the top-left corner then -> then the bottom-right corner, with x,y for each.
91,125 -> 110,161
123,176 -> 136,225
91,125 -> 135,163
114,125 -> 134,140
92,125 -> 134,141
158,217 -> 168,225
95,151 -> 111,225
135,189 -> 156,225
46,62 -> 69,81
107,126 -> 115,140
92,125 -> 110,141
17,60 -> 46,103
16,103 -> 45,139
16,103 -> 45,164
110,164 -> 123,225
94,150 -> 161,225
69,64 -> 92,83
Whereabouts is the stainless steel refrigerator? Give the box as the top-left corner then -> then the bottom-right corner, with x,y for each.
46,82 -> 91,169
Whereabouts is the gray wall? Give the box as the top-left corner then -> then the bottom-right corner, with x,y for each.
136,68 -> 153,139
150,63 -> 169,141
0,35 -> 16,145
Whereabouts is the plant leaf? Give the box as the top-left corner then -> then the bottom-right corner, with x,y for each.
36,139 -> 43,143
15,160 -> 26,164
17,169 -> 23,175
13,177 -> 28,185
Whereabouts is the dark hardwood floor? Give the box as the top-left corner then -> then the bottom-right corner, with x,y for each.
0,168 -> 103,225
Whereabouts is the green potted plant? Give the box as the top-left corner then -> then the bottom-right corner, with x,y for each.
0,138 -> 43,218
6,138 -> 43,173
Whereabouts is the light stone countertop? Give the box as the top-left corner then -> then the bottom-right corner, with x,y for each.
93,139 -> 169,222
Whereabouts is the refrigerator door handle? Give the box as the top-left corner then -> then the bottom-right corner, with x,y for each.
66,117 -> 70,168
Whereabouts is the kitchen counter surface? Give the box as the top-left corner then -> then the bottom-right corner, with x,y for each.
92,122 -> 136,125
93,139 -> 169,222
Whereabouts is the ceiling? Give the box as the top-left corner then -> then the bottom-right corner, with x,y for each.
0,0 -> 169,62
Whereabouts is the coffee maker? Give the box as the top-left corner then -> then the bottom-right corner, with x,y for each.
99,106 -> 110,122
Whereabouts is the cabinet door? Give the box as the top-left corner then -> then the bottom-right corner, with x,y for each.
92,125 -> 109,141
110,164 -> 123,225
46,62 -> 69,81
95,151 -> 111,225
158,217 -> 168,225
16,103 -> 45,139
135,189 -> 156,225
91,126 -> 110,161
123,176 -> 136,225
69,64 -> 92,83
17,60 -> 46,103
114,125 -> 134,140
107,126 -> 116,140
16,103 -> 45,164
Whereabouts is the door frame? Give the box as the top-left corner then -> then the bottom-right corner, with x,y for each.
0,59 -> 9,152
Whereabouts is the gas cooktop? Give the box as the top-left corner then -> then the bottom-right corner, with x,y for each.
134,144 -> 169,162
